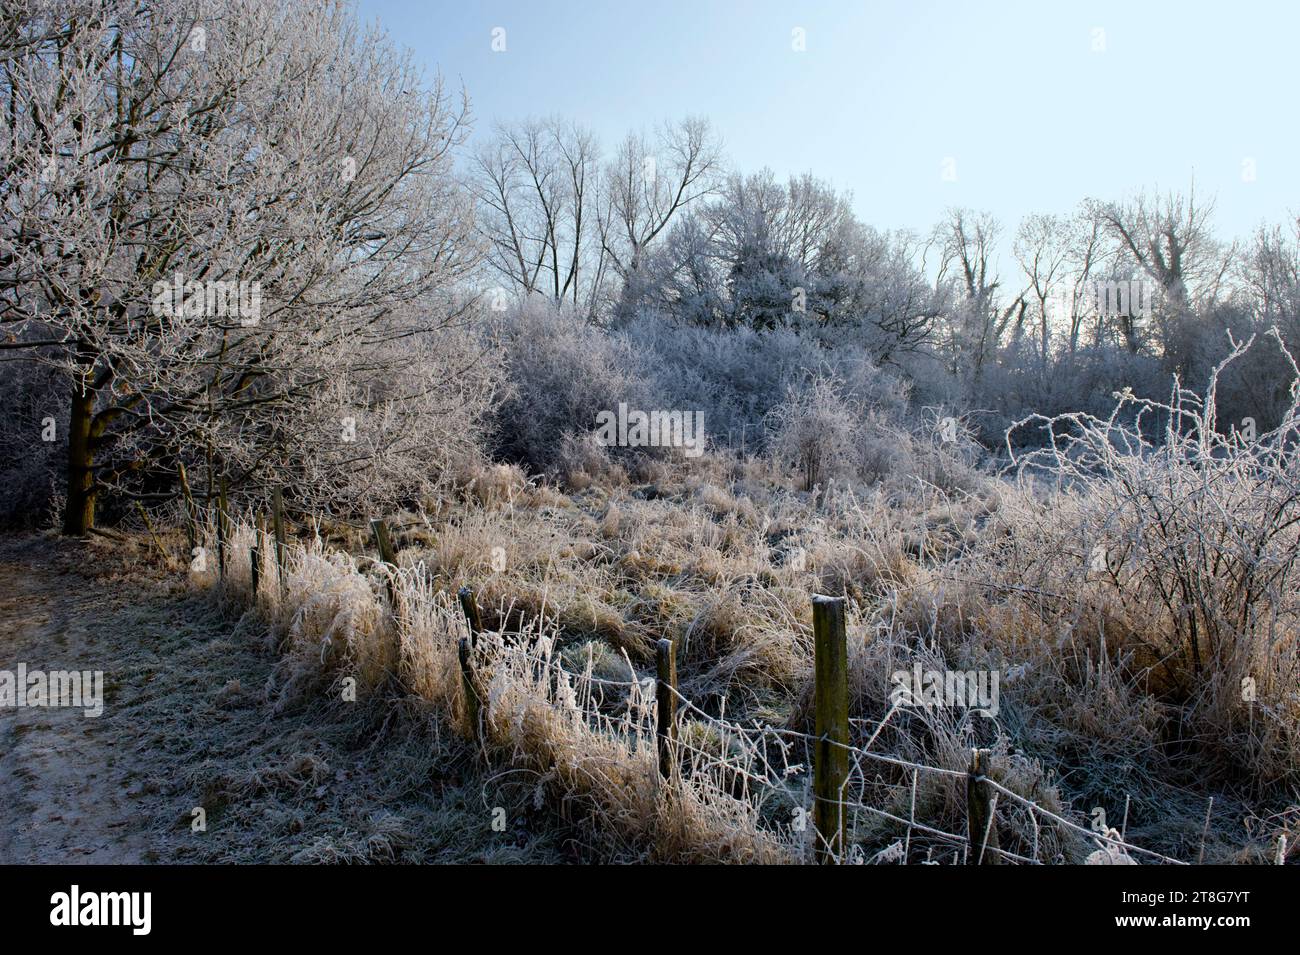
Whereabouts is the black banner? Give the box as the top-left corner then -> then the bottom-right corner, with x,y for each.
0,864 -> 1278,941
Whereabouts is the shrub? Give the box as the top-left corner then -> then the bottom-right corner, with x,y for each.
766,376 -> 864,491
1002,331 -> 1300,785
623,313 -> 910,454
492,300 -> 661,475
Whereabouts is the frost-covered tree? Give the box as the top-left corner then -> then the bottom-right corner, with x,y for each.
928,208 -> 1024,382
601,117 -> 722,323
1092,186 -> 1236,356
1241,217 -> 1300,336
0,0 -> 485,532
630,171 -> 940,360
471,117 -> 611,317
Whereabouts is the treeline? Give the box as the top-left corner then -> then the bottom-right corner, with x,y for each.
471,115 -> 1300,444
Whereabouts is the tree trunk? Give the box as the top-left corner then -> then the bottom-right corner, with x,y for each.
63,376 -> 95,535
1121,315 -> 1140,355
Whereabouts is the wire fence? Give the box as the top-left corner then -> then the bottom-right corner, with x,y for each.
472,616 -> 1186,865
205,507 -> 1189,866
661,683 -> 1184,865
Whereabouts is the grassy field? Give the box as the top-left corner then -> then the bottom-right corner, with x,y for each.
188,410 -> 1299,864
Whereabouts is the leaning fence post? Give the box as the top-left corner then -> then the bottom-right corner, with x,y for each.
458,636 -> 481,740
216,475 -> 229,581
812,593 -> 849,864
134,500 -> 169,565
967,748 -> 1001,865
271,487 -> 286,588
178,461 -> 197,554
458,586 -> 483,644
655,638 -> 678,781
370,518 -> 398,606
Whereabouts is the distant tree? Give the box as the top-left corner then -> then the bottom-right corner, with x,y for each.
930,209 -> 1025,382
471,117 -> 610,317
601,117 -> 722,323
1014,214 -> 1071,367
1241,217 -> 1300,336
1014,206 -> 1109,361
636,171 -> 940,360
1092,185 -> 1235,356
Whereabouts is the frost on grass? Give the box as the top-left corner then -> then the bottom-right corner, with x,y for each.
189,335 -> 1300,863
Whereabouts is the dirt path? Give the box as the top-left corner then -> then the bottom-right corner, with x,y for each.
0,534 -> 225,862
0,532 -> 569,864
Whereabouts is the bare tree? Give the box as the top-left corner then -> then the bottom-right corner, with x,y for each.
1014,205 -> 1107,360
601,117 -> 722,321
471,117 -> 609,316
1093,185 -> 1236,352
931,209 -> 1025,380
1241,217 -> 1300,332
1067,207 -> 1106,351
1015,214 -> 1070,367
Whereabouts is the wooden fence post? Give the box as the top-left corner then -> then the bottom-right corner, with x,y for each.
216,475 -> 229,581
967,748 -> 1000,865
458,586 -> 483,644
456,586 -> 483,740
812,593 -> 849,864
253,513 -> 267,599
458,636 -> 481,740
271,487 -> 286,588
370,518 -> 398,606
178,461 -> 197,554
249,543 -> 260,598
655,638 -> 678,781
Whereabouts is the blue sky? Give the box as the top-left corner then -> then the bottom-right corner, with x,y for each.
358,0 -> 1294,265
